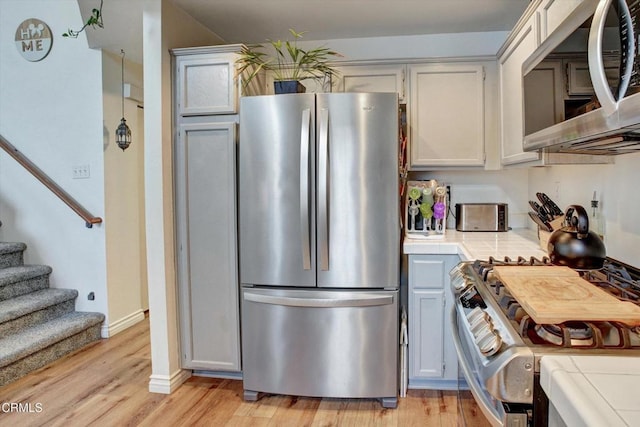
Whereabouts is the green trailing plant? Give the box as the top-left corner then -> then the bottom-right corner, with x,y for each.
237,29 -> 340,86
63,0 -> 104,38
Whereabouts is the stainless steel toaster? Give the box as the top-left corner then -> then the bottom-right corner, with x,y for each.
455,203 -> 509,232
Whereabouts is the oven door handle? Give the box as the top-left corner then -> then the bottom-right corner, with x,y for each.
451,307 -> 503,427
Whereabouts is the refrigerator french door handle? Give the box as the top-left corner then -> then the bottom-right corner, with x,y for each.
588,0 -> 634,116
318,108 -> 330,271
300,108 -> 311,270
244,291 -> 394,308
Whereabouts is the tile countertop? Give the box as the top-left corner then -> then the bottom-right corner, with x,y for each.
403,228 -> 548,260
541,356 -> 640,427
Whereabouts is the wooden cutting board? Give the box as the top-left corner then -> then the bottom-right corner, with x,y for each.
493,266 -> 640,326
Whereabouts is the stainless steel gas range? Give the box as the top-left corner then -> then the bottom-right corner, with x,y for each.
451,256 -> 640,427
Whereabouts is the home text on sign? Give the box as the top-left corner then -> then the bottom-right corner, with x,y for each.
15,18 -> 52,62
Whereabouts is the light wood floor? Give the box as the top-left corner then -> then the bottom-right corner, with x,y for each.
0,316 -> 488,426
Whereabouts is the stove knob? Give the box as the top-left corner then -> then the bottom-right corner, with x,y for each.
473,324 -> 494,342
477,331 -> 502,357
468,312 -> 490,331
449,263 -> 464,277
451,273 -> 467,291
466,307 -> 485,323
471,317 -> 496,339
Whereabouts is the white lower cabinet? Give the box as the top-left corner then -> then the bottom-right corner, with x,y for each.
174,120 -> 241,372
409,289 -> 444,379
408,254 -> 460,389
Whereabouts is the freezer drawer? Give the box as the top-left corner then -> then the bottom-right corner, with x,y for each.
241,288 -> 399,403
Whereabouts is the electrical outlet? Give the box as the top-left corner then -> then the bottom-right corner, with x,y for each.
72,164 -> 90,179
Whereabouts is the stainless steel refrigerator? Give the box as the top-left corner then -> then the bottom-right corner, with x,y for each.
239,92 -> 400,408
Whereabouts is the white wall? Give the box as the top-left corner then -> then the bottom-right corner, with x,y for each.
0,1 -> 108,317
144,0 -> 224,394
102,49 -> 147,334
412,169 -> 530,229
528,152 -> 640,266
297,31 -> 510,61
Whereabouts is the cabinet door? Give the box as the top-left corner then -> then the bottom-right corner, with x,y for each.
408,63 -> 485,168
407,254 -> 460,387
333,64 -> 406,102
499,16 -> 542,165
176,53 -> 239,115
524,60 -> 564,135
538,0 -> 586,42
409,289 -> 444,379
408,255 -> 447,289
566,61 -> 619,96
175,121 -> 240,371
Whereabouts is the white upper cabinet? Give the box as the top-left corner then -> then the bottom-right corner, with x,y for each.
408,63 -> 487,168
499,0 -> 612,166
332,64 -> 406,102
176,51 -> 240,116
565,60 -> 620,96
499,15 -> 542,165
537,0 -> 586,42
524,60 -> 564,136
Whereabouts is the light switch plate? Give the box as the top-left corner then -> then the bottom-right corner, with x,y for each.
72,164 -> 90,179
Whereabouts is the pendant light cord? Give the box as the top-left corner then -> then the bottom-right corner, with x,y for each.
121,49 -> 125,118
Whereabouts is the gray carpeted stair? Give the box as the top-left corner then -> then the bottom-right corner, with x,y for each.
0,241 -> 104,386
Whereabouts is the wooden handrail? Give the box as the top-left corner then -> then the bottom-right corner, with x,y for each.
0,134 -> 102,228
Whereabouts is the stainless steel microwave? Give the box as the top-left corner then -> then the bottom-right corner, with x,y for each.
523,0 -> 640,156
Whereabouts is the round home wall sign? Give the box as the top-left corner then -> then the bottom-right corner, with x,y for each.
15,18 -> 53,62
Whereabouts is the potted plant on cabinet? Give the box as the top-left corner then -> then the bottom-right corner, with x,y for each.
237,29 -> 340,94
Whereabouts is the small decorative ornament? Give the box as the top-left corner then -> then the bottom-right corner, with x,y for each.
116,118 -> 131,151
15,18 -> 53,62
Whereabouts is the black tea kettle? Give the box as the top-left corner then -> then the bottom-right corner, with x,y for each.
547,205 -> 606,270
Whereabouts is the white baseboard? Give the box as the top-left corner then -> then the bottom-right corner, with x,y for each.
148,369 -> 192,394
101,309 -> 146,338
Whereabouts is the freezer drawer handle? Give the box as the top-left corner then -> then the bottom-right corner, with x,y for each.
300,108 -> 312,270
318,108 -> 329,271
244,292 -> 394,308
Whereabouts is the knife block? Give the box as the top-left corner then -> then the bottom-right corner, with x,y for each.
538,217 -> 564,253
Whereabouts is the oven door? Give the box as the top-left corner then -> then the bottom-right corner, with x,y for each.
452,307 -> 533,427
452,307 -> 505,426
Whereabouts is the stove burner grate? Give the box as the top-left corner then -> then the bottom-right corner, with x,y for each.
535,322 -> 594,347
520,315 -> 639,349
468,256 -> 640,349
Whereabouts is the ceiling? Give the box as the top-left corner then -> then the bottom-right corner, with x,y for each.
80,0 -> 530,64
173,0 -> 530,44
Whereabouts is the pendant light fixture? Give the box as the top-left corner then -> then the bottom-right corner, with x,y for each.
115,49 -> 131,151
